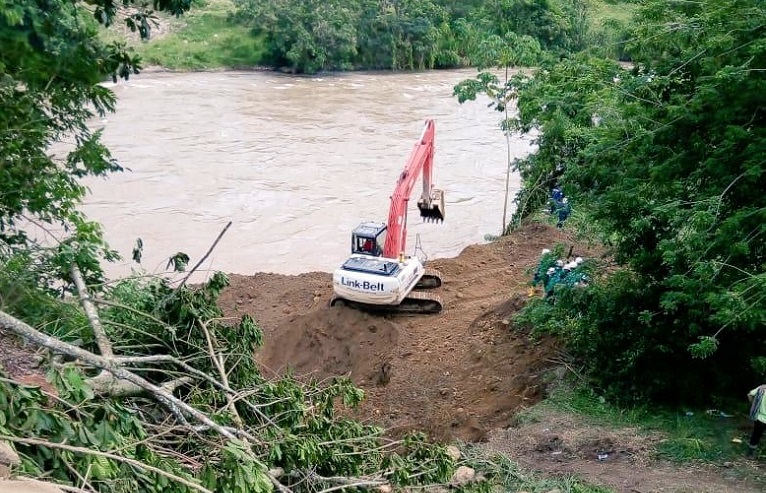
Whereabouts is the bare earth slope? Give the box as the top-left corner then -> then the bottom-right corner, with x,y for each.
218,222 -> 585,441
218,221 -> 765,492
3,222 -> 763,491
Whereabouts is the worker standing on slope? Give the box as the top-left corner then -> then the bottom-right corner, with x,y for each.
556,197 -> 572,228
747,383 -> 766,458
549,186 -> 564,213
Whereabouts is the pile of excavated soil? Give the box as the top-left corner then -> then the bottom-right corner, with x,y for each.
218,222 -> 600,442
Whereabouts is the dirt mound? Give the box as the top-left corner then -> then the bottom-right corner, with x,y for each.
218,222 -> 600,442
259,306 -> 399,385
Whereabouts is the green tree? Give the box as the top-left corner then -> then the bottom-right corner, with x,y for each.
454,31 -> 542,234
511,0 -> 766,402
1,0 -> 191,277
476,0 -> 589,52
232,0 -> 360,73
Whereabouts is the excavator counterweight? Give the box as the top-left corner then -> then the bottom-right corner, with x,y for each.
331,119 -> 445,315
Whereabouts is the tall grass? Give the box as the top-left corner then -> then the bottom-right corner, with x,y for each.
110,0 -> 267,70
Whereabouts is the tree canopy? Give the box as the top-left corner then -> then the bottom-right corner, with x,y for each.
1,0 -> 192,278
502,0 -> 766,402
230,0 -> 604,73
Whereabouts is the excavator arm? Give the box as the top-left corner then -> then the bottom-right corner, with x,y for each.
382,119 -> 445,259
331,118 -> 445,315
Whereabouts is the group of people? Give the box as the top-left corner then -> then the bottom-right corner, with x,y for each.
548,185 -> 571,228
531,248 -> 589,299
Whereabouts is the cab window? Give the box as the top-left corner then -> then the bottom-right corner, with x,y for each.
354,236 -> 376,254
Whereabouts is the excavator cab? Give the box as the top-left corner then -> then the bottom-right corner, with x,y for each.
417,188 -> 446,223
351,222 -> 387,257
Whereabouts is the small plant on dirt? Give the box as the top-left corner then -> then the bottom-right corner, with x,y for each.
458,445 -> 615,493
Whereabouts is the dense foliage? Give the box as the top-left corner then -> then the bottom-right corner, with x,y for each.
230,0 -> 622,73
505,0 -> 766,403
0,259 -> 456,492
0,0 -> 192,279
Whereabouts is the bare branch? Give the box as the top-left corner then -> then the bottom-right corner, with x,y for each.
70,265 -> 113,358
0,435 -> 214,493
198,319 -> 244,427
306,472 -> 388,493
91,297 -> 172,331
0,310 -> 255,444
88,373 -> 193,397
57,484 -> 93,493
179,221 -> 232,288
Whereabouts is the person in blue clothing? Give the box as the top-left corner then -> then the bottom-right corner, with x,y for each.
551,185 -> 564,202
549,186 -> 564,214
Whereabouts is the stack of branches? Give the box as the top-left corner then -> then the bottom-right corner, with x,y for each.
0,235 -> 454,493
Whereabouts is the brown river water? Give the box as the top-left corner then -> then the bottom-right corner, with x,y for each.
79,69 -> 534,281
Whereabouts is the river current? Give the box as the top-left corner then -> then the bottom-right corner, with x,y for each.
79,68 -> 533,281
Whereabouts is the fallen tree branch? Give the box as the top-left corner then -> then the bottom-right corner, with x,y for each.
180,221 -> 232,288
0,310 -> 257,443
0,310 -> 295,492
198,319 -> 244,428
302,471 -> 388,493
56,484 -> 93,493
70,265 -> 113,358
88,373 -> 193,397
0,435 -> 214,493
90,297 -> 172,332
63,457 -> 97,493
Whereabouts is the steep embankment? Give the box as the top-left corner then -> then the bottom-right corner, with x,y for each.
218,222 -> 597,441
218,222 -> 766,493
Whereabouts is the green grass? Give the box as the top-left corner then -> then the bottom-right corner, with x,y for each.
533,382 -> 755,463
462,446 -> 616,493
561,0 -> 640,60
587,0 -> 640,28
111,0 -> 267,70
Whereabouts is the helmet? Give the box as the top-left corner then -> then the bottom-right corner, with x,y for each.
542,248 -> 551,255
575,257 -> 584,264
547,267 -> 555,274
563,264 -> 572,271
555,260 -> 564,267
562,197 -> 569,204
568,262 -> 578,269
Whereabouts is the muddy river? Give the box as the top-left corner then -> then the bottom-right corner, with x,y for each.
80,69 -> 533,280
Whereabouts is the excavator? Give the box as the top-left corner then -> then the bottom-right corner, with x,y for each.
330,119 -> 446,315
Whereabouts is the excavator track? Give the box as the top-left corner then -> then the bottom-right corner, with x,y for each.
415,267 -> 442,289
330,290 -> 443,315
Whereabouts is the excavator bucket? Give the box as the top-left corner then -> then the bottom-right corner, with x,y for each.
417,189 -> 446,223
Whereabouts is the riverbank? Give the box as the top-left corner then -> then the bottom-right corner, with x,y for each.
216,218 -> 765,492
109,0 -> 637,72
106,0 -> 267,71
